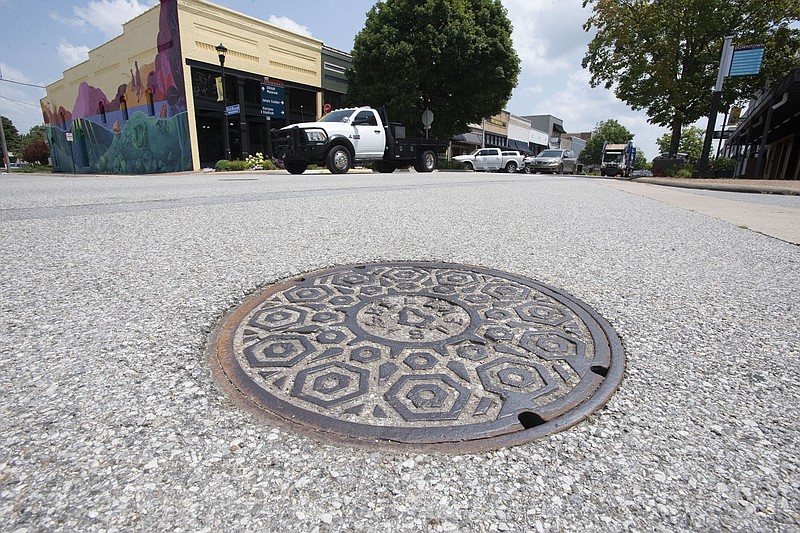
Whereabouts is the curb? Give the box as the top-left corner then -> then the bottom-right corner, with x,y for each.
633,177 -> 800,196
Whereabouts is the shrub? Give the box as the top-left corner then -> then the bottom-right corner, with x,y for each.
22,140 -> 50,165
673,167 -> 693,179
711,157 -> 736,171
245,152 -> 277,170
227,159 -> 249,171
438,158 -> 466,170
215,159 -> 231,171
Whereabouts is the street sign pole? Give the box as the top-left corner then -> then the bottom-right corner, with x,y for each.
699,36 -> 733,177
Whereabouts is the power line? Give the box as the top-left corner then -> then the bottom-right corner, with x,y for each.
0,93 -> 42,112
0,78 -> 47,89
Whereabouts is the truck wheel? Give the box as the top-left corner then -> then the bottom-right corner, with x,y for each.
373,161 -> 396,173
464,161 -> 474,171
505,161 -> 518,173
414,150 -> 436,173
327,146 -> 351,174
285,161 -> 307,175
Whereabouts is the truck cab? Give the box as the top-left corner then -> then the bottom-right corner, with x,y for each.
601,141 -> 636,177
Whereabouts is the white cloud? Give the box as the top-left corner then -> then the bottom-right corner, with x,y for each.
0,63 -> 34,84
0,64 -> 47,134
268,16 -> 313,38
503,0 -> 591,72
500,0 -> 670,159
57,43 -> 91,65
72,0 -> 156,38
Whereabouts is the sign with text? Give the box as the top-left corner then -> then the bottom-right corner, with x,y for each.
226,104 -> 240,116
729,44 -> 765,77
261,83 -> 286,118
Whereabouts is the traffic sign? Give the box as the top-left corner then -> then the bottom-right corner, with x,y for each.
323,103 -> 332,114
226,104 -> 240,116
421,109 -> 434,127
261,83 -> 286,118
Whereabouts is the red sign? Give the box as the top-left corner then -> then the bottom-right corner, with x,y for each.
323,103 -> 332,114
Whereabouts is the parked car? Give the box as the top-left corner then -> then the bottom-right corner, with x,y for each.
454,148 -> 525,172
528,149 -> 578,174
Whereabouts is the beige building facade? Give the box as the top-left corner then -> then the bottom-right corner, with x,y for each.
42,0 -> 347,173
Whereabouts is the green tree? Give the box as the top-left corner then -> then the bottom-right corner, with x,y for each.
634,149 -> 647,170
656,125 -> 704,163
346,0 -> 520,138
578,119 -> 634,165
20,124 -> 47,150
582,0 -> 800,156
1,116 -> 22,154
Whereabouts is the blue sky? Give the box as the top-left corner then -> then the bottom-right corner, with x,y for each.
0,0 -> 711,159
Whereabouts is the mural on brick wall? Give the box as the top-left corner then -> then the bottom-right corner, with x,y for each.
41,0 -> 191,174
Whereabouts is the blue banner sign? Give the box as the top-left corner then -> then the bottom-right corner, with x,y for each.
729,44 -> 765,77
225,104 -> 240,116
261,83 -> 286,117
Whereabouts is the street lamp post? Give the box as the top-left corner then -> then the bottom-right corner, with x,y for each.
216,43 -> 231,161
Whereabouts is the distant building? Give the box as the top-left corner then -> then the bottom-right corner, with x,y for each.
560,135 -> 587,158
522,115 -> 565,149
453,111 -> 533,156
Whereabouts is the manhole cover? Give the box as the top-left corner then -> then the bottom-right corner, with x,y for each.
211,262 -> 624,451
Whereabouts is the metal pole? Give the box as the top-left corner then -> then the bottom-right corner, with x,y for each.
700,36 -> 734,177
716,108 -> 730,159
753,104 -> 775,179
217,44 -> 231,161
0,116 -> 10,173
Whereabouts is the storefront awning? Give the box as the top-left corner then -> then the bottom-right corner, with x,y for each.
452,133 -> 483,145
509,139 -> 531,153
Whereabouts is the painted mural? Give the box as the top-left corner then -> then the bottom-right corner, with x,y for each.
41,0 -> 191,174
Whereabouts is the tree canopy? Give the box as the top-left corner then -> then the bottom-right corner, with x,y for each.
578,119 -> 634,165
345,0 -> 520,138
1,116 -> 22,154
582,0 -> 800,155
656,125 -> 704,163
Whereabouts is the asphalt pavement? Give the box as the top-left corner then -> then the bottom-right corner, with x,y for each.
1,171 -> 798,532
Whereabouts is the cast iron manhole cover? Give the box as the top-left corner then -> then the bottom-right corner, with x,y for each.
211,262 -> 624,451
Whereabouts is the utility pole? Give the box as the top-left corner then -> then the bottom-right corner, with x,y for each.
0,116 -> 10,173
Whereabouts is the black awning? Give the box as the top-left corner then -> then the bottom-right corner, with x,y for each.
552,123 -> 566,134
510,140 -> 531,153
452,132 -> 483,144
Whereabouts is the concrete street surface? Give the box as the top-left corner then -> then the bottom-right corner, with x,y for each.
1,171 -> 798,532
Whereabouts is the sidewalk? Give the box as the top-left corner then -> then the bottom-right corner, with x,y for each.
604,179 -> 800,245
633,176 -> 800,195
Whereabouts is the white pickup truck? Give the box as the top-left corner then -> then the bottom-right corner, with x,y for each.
454,148 -> 525,173
271,106 -> 446,174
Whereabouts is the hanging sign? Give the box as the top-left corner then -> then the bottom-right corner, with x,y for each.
216,77 -> 224,101
729,44 -> 765,77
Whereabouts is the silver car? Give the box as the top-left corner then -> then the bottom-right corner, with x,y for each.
528,149 -> 578,174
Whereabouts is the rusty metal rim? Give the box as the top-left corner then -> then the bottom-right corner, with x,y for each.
209,262 -> 625,453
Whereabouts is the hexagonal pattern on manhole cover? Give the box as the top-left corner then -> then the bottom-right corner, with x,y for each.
211,262 -> 624,452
